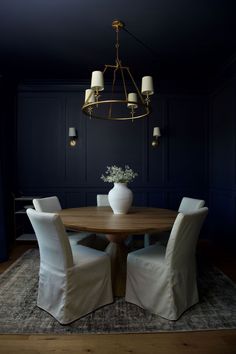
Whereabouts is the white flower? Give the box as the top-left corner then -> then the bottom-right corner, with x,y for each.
101,165 -> 138,183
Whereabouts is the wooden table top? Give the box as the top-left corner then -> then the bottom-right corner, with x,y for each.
59,207 -> 177,235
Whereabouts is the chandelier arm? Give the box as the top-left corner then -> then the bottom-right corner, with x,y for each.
120,66 -> 128,101
126,68 -> 146,105
103,66 -> 108,75
109,67 -> 118,118
105,64 -> 129,70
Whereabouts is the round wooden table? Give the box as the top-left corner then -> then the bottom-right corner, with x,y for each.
59,207 -> 177,296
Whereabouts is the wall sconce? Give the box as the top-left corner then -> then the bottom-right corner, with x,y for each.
68,127 -> 77,147
152,127 -> 161,147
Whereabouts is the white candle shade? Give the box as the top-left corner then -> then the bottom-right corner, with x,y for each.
141,76 -> 154,95
69,127 -> 77,137
91,71 -> 104,91
85,89 -> 95,103
153,127 -> 161,137
127,93 -> 138,109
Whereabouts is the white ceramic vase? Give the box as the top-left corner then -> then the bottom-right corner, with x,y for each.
108,183 -> 133,215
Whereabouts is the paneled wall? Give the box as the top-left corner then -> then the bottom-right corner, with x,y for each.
17,84 -> 208,218
208,80 -> 236,244
0,78 -> 17,259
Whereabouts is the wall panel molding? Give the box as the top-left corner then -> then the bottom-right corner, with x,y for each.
209,85 -> 235,190
17,93 -> 66,189
17,84 -> 210,233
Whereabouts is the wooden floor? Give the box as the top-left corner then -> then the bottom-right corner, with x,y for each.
0,241 -> 236,354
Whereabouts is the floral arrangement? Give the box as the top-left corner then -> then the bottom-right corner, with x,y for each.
101,165 -> 138,184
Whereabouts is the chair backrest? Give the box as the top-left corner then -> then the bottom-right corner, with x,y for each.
26,208 -> 73,271
33,196 -> 62,213
97,194 -> 109,207
166,207 -> 208,269
178,197 -> 205,213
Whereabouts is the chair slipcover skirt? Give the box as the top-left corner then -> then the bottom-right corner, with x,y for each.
125,208 -> 208,320
27,208 -> 113,325
126,245 -> 198,320
38,246 -> 113,324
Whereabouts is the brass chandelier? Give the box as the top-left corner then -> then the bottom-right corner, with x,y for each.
82,20 -> 154,121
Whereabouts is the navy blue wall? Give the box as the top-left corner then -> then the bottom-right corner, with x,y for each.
208,78 -> 236,246
0,78 -> 16,260
0,78 -> 7,261
12,72 -> 236,248
16,84 -> 208,212
0,161 -> 8,261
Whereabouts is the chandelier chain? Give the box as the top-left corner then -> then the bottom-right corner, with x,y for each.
115,27 -> 120,66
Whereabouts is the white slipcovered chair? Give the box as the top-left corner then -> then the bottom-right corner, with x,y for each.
33,196 -> 62,213
33,196 -> 96,247
125,207 -> 208,320
26,208 -> 113,324
97,194 -> 109,206
145,197 -> 205,247
178,197 -> 205,213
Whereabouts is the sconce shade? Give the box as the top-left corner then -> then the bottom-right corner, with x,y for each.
69,127 -> 77,137
127,93 -> 138,109
91,71 -> 104,91
85,89 -> 95,103
141,76 -> 154,95
153,127 -> 161,137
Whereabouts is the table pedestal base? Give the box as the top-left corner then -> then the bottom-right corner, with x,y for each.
106,238 -> 128,297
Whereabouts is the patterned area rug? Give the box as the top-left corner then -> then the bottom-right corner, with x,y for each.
0,248 -> 236,334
